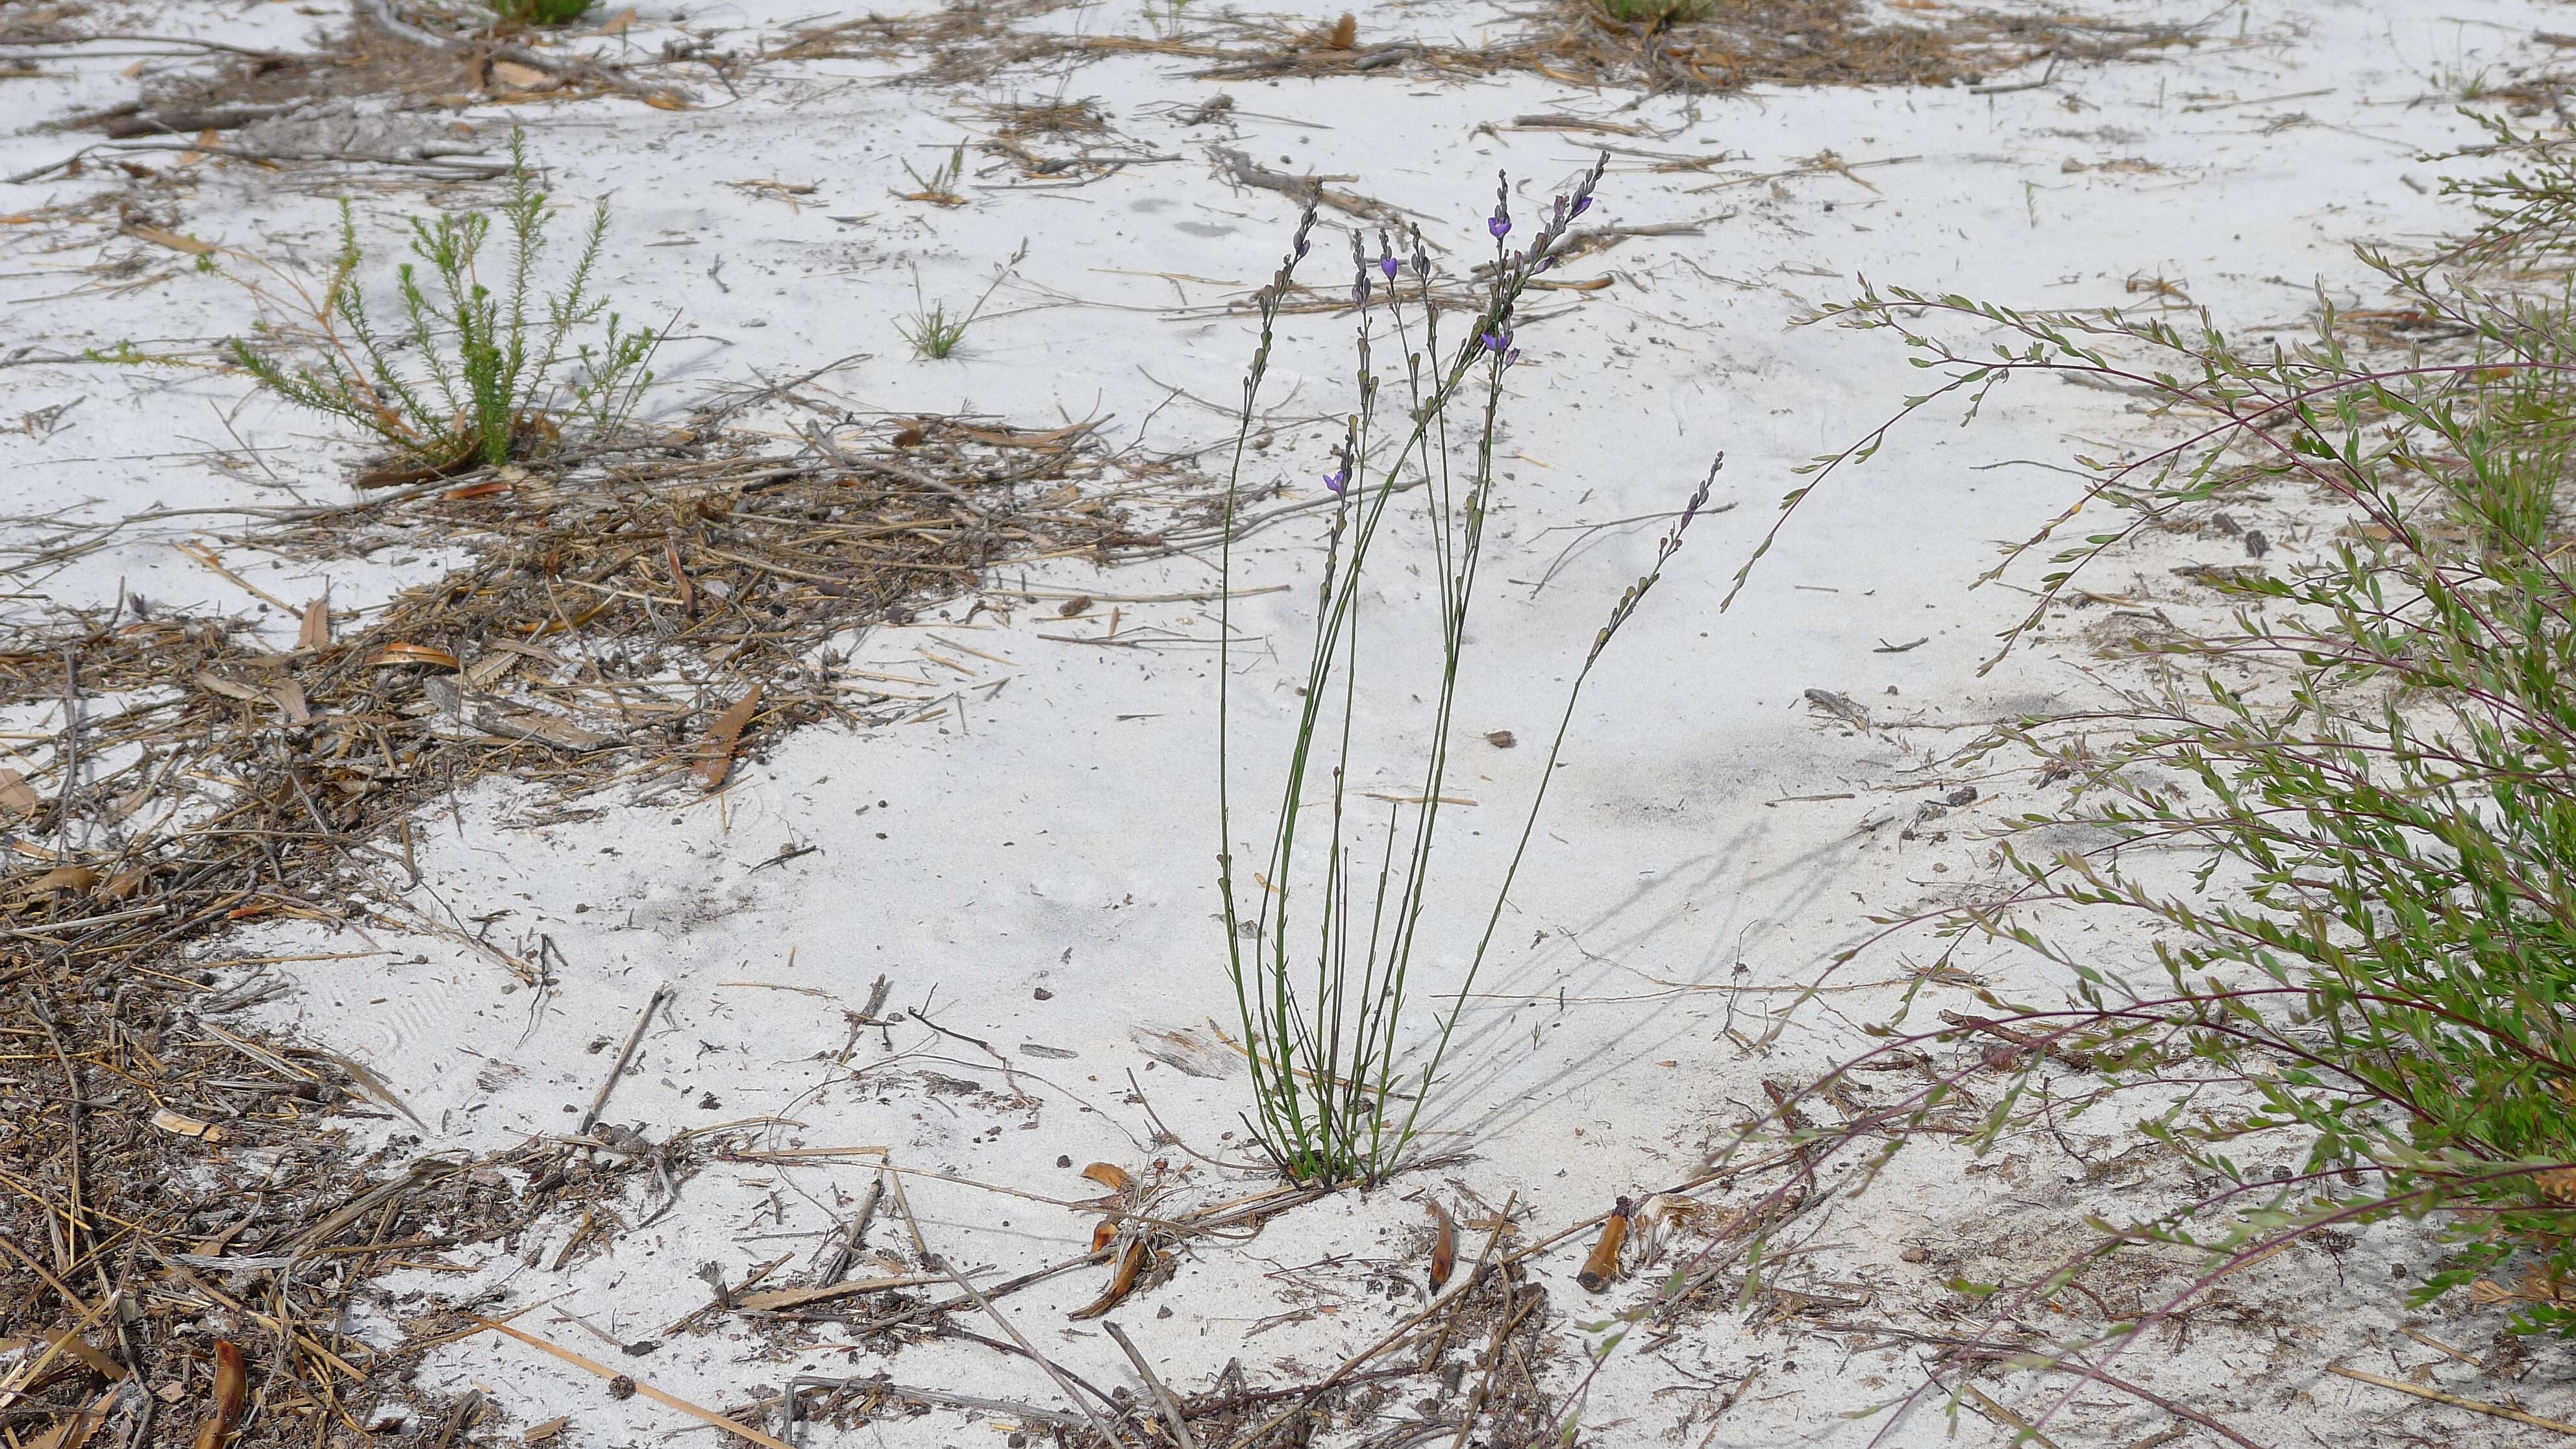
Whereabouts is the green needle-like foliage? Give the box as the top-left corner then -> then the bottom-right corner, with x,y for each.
229,130 -> 659,470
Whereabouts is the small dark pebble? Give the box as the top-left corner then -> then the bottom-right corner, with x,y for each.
1034,987 -> 1054,1001
2244,529 -> 2270,558
621,1339 -> 660,1356
1057,1154 -> 1074,1169
607,1375 -> 637,1401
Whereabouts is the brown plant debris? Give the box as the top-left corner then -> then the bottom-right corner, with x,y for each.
0,408 -> 1196,1447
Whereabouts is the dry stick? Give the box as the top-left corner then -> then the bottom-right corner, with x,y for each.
815,1172 -> 884,1283
1959,1383 -> 2065,1449
3,31 -> 295,57
55,652 -> 79,847
929,1254 -> 1129,1447
2023,1357 -> 2266,1449
839,1248 -> 1107,1335
2325,1363 -> 2576,1437
578,984 -> 669,1134
881,1160 -> 931,1263
464,1316 -> 793,1449
27,991 -> 86,1268
1103,1320 -> 1196,1449
784,1374 -> 1085,1434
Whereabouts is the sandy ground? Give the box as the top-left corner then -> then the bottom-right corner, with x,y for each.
7,0 -> 2575,1444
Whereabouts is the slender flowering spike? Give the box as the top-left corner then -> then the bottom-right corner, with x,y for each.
1409,225 -> 1430,278
1322,435 -> 1350,493
1489,170 -> 1511,240
1569,152 -> 1605,217
1349,230 -> 1372,306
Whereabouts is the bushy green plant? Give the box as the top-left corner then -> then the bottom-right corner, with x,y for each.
229,131 -> 658,469
1215,165 -> 1720,1185
1670,114 -> 2576,1437
487,0 -> 593,27
1594,0 -> 1710,26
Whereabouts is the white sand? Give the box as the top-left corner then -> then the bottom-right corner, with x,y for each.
5,0 -> 2570,1442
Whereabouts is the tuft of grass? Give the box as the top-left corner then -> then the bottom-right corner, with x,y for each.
897,145 -> 969,207
1656,110 -> 2576,1439
486,0 -> 593,27
897,245 -> 1023,360
227,131 -> 660,469
1214,167 -> 1721,1186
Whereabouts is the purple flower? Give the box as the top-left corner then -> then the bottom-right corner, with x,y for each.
1380,252 -> 1398,282
1571,193 -> 1591,218
1480,329 -> 1511,354
1323,466 -> 1348,493
1487,211 -> 1510,241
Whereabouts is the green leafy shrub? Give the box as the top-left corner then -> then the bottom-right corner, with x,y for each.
229,132 -> 658,470
1594,0 -> 1710,25
1681,119 -> 2576,1435
487,0 -> 594,27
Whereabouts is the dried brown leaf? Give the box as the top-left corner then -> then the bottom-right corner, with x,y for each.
693,686 -> 763,790
193,673 -> 265,702
33,865 -> 97,895
371,643 -> 462,670
266,680 -> 310,725
192,1339 -> 244,1449
151,1108 -> 223,1143
1067,1237 -> 1148,1320
295,597 -> 328,652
